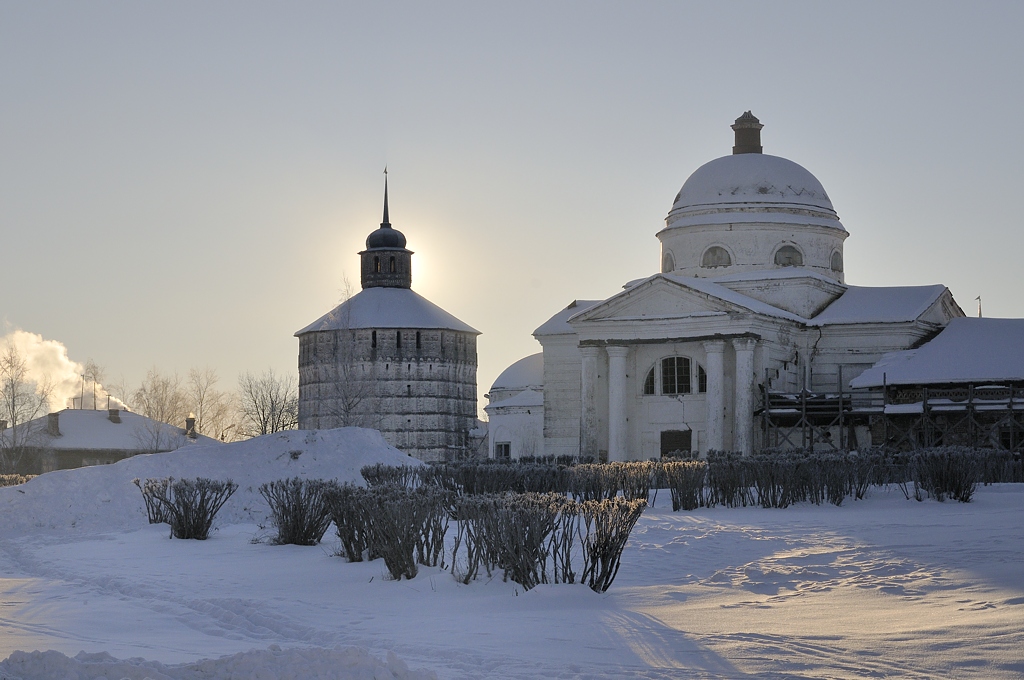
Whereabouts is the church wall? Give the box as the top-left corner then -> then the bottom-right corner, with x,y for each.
538,335 -> 584,458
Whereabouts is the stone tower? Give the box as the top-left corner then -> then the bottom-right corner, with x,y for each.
295,177 -> 480,461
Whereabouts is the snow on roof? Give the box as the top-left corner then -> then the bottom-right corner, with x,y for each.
5,409 -> 221,451
490,353 -> 543,392
850,317 -> 1024,388
661,274 -> 806,323
296,287 -> 479,335
711,267 -> 842,285
533,300 -> 603,336
484,388 -> 544,412
810,285 -> 946,326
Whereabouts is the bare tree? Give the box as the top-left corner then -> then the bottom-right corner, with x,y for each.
238,368 -> 298,437
130,368 -> 190,453
0,343 -> 54,473
186,367 -> 239,441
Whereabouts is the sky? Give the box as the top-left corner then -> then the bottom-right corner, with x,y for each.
1,2 -> 1022,418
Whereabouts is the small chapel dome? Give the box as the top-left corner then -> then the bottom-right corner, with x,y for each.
365,225 -> 407,249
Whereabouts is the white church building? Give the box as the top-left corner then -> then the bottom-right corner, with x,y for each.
487,112 -> 978,461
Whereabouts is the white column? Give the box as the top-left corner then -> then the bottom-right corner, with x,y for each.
606,345 -> 629,462
732,337 -> 757,456
579,346 -> 601,459
702,340 -> 726,453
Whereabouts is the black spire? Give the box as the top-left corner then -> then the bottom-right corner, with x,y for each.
382,167 -> 390,227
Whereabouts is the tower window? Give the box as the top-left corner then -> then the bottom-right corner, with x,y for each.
774,245 -> 803,267
662,251 -> 675,273
662,357 -> 691,395
416,331 -> 421,348
371,330 -> 377,348
374,256 -> 381,272
701,246 -> 732,268
830,251 -> 844,272
397,332 -> 401,348
390,256 -> 396,273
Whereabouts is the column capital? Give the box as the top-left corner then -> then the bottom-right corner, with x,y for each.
732,337 -> 757,352
579,346 -> 602,359
702,339 -> 726,354
605,345 -> 630,358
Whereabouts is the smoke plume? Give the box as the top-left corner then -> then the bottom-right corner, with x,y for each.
1,330 -> 127,412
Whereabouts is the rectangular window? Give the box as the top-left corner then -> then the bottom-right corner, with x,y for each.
396,332 -> 401,348
495,442 -> 511,460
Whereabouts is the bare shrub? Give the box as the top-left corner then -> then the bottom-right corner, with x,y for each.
911,447 -> 981,503
137,477 -> 237,539
569,464 -> 619,502
706,452 -> 753,507
579,497 -> 647,593
326,483 -> 373,562
259,478 -> 338,546
361,463 -> 420,489
662,461 -> 707,511
0,474 -> 32,487
133,477 -> 170,524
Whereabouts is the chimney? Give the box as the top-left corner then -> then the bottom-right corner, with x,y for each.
732,111 -> 763,154
108,408 -> 121,424
47,412 -> 61,437
185,414 -> 197,439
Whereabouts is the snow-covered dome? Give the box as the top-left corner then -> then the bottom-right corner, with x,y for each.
668,154 -> 841,228
657,113 -> 848,284
490,353 -> 543,393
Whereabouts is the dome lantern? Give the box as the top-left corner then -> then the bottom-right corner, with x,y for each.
732,111 -> 763,155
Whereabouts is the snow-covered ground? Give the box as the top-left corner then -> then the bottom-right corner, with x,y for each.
0,430 -> 1021,679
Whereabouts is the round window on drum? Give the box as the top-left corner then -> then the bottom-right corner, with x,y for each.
701,246 -> 732,268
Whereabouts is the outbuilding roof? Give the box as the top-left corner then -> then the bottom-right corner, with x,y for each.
296,287 -> 479,335
3,409 -> 221,451
850,317 -> 1024,388
490,353 -> 543,392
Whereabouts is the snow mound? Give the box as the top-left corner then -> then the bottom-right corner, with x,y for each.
0,646 -> 436,680
0,428 -> 417,539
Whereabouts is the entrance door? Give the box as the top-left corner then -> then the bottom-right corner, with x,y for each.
660,429 -> 692,458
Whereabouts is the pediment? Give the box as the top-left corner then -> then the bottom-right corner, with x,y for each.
569,277 -> 743,325
717,273 -> 846,319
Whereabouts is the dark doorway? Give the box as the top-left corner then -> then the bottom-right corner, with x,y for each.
661,429 -> 692,458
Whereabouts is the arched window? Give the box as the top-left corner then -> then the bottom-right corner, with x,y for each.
389,256 -> 396,273
374,256 -> 381,272
830,251 -> 843,273
662,357 -> 691,395
643,368 -> 655,395
662,251 -> 675,273
701,246 -> 732,268
698,365 -> 707,393
774,245 -> 803,267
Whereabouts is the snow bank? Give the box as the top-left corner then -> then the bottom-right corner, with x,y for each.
0,428 -> 417,538
0,646 -> 436,680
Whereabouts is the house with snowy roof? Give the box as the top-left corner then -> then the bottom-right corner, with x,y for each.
492,112 -> 992,460
1,408 -> 221,475
484,353 -> 544,459
295,177 -> 480,462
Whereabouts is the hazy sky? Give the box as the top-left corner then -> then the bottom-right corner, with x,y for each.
2,2 -> 1022,417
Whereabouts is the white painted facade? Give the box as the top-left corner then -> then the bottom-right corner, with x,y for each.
505,113 -> 966,460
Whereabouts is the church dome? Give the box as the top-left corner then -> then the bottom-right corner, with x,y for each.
671,154 -> 837,218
